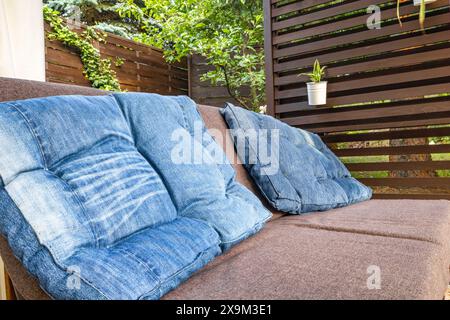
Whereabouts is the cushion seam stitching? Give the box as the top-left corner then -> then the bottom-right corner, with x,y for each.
8,103 -> 49,169
0,189 -> 110,300
46,170 -> 100,247
138,246 -> 218,299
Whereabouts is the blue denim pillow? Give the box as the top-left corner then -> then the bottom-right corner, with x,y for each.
114,93 -> 271,250
0,95 -> 221,299
221,103 -> 372,213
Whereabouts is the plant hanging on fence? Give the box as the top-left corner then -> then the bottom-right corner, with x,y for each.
397,0 -> 428,29
43,6 -> 121,91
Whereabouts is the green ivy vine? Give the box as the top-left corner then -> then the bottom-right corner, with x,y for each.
43,6 -> 121,91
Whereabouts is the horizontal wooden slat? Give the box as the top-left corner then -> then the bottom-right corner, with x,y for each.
273,0 -> 390,31
347,161 -> 450,171
274,30 -> 450,73
276,65 -> 450,100
273,1 -> 443,45
359,177 -> 450,187
321,63 -> 450,96
271,0 -> 329,18
323,127 -> 450,143
373,193 -> 450,200
275,11 -> 450,59
275,47 -> 450,86
277,80 -> 450,111
325,82 -> 450,107
333,144 -> 450,156
282,99 -> 450,125
304,115 -> 450,133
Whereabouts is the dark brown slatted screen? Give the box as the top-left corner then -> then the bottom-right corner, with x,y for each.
264,0 -> 450,199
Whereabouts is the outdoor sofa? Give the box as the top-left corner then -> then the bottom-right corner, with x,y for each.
0,77 -> 449,300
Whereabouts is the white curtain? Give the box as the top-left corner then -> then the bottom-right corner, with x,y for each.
0,0 -> 45,81
0,0 -> 46,300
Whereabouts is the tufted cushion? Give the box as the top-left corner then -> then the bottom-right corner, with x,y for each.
221,103 -> 372,213
114,93 -> 272,250
0,95 -> 221,299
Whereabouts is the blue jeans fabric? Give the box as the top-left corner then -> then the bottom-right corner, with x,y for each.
0,94 -> 269,299
114,93 -> 271,250
221,103 -> 372,213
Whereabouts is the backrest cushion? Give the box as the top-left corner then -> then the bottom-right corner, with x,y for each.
0,94 -> 222,299
114,93 -> 272,250
221,104 -> 372,213
0,96 -> 177,258
196,105 -> 287,221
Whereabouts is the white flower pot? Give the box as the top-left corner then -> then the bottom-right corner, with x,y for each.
413,0 -> 435,6
306,81 -> 327,106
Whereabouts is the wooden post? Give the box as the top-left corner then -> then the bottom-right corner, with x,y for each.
0,257 -> 5,300
263,0 -> 275,116
5,271 -> 16,300
0,258 -> 16,300
0,257 -> 6,300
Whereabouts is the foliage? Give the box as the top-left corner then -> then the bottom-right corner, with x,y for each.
116,0 -> 265,110
44,0 -> 147,39
44,6 -> 121,91
300,59 -> 326,83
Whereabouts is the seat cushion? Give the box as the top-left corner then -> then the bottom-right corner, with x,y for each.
0,187 -> 220,300
114,93 -> 271,250
220,103 -> 372,213
282,199 -> 450,248
164,200 -> 450,300
0,95 -> 222,299
0,96 -> 178,252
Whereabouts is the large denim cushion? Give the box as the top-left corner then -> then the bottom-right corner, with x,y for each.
221,104 -> 372,213
114,93 -> 271,250
0,95 -> 221,299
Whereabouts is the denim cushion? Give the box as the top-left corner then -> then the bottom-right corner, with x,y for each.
221,103 -> 372,213
114,93 -> 271,250
0,95 -> 221,299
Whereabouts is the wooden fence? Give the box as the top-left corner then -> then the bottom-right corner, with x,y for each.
264,0 -> 450,199
45,22 -> 245,106
45,23 -> 188,95
188,54 -> 249,107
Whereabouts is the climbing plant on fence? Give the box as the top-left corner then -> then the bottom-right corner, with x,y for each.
117,0 -> 265,111
43,6 -> 121,91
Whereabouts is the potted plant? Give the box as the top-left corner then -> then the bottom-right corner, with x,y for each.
300,59 -> 327,106
397,0 -> 435,29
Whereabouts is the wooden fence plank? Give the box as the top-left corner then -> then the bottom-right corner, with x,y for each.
373,193 -> 450,200
282,100 -> 450,125
359,178 -> 450,187
324,127 -> 450,143
45,21 -> 188,95
346,161 -> 450,171
333,144 -> 450,156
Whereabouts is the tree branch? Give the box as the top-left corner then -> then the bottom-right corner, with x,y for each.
220,65 -> 250,110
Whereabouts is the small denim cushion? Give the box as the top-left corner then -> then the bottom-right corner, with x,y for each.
0,95 -> 221,299
114,93 -> 271,250
221,103 -> 372,214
